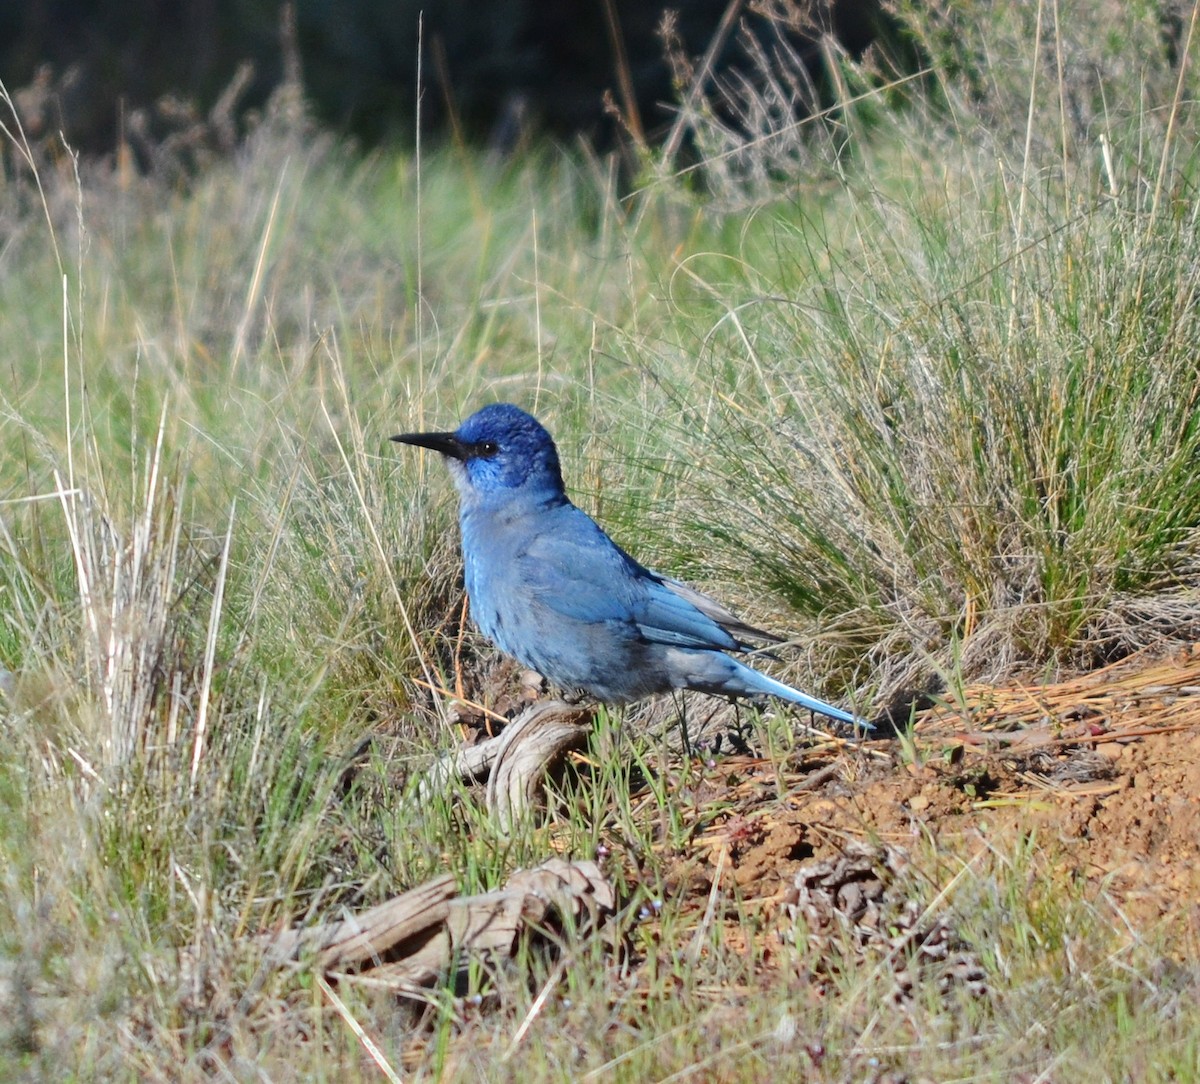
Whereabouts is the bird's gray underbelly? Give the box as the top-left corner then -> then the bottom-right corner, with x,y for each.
470,593 -> 669,702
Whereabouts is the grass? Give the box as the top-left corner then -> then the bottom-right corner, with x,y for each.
3,1 -> 1200,1078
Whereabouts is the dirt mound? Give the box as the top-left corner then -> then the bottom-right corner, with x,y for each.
666,643 -> 1200,946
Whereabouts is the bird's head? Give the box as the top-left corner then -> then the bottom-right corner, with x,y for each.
392,403 -> 566,501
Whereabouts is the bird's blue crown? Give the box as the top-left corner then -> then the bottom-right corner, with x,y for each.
456,403 -> 565,495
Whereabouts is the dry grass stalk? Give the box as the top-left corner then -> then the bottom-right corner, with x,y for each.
921,642 -> 1200,737
54,413 -> 186,768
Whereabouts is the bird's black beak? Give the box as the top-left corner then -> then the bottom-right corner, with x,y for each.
391,431 -> 467,460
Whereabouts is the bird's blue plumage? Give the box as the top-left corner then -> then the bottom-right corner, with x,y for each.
393,403 -> 868,729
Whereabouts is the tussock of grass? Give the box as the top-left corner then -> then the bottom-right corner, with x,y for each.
641,2 -> 1200,706
3,1 -> 1200,1078
661,175 -> 1200,701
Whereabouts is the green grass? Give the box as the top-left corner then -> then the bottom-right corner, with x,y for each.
3,1 -> 1200,1079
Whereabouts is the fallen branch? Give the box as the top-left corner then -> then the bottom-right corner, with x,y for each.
264,858 -> 614,995
485,700 -> 594,828
414,699 -> 595,830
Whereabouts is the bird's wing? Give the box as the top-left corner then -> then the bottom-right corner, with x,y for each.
653,576 -> 784,647
631,575 -> 743,651
519,508 -> 767,653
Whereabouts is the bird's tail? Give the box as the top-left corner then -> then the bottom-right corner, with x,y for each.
718,657 -> 872,731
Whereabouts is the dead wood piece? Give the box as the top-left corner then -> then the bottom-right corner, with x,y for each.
500,857 -> 617,921
485,701 -> 594,829
271,859 -> 615,994
263,873 -> 458,968
411,699 -> 594,830
414,741 -> 500,805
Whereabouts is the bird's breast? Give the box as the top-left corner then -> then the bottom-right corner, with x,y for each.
460,511 -> 530,646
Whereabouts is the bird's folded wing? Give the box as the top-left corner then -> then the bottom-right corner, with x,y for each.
655,576 -> 784,646
522,528 -> 749,653
633,578 -> 743,651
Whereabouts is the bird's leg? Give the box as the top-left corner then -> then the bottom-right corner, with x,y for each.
673,691 -> 693,759
729,700 -> 752,756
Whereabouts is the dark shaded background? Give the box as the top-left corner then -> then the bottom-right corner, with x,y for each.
1,1 -> 894,154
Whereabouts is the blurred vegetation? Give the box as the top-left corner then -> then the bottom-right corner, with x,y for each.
2,0 -> 897,153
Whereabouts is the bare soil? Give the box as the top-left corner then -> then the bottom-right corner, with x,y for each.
655,643 -> 1200,953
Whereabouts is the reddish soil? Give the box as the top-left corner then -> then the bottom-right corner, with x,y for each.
663,643 -> 1200,949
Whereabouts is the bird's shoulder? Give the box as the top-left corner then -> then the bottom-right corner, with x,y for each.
518,500 -> 645,579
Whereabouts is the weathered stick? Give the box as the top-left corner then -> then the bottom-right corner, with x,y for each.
264,873 -> 458,970
263,858 -> 614,995
484,700 -> 594,829
413,699 -> 595,830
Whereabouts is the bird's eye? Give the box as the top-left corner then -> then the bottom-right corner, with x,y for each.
475,441 -> 500,458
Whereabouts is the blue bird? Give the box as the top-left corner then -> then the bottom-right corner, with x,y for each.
393,403 -> 868,730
